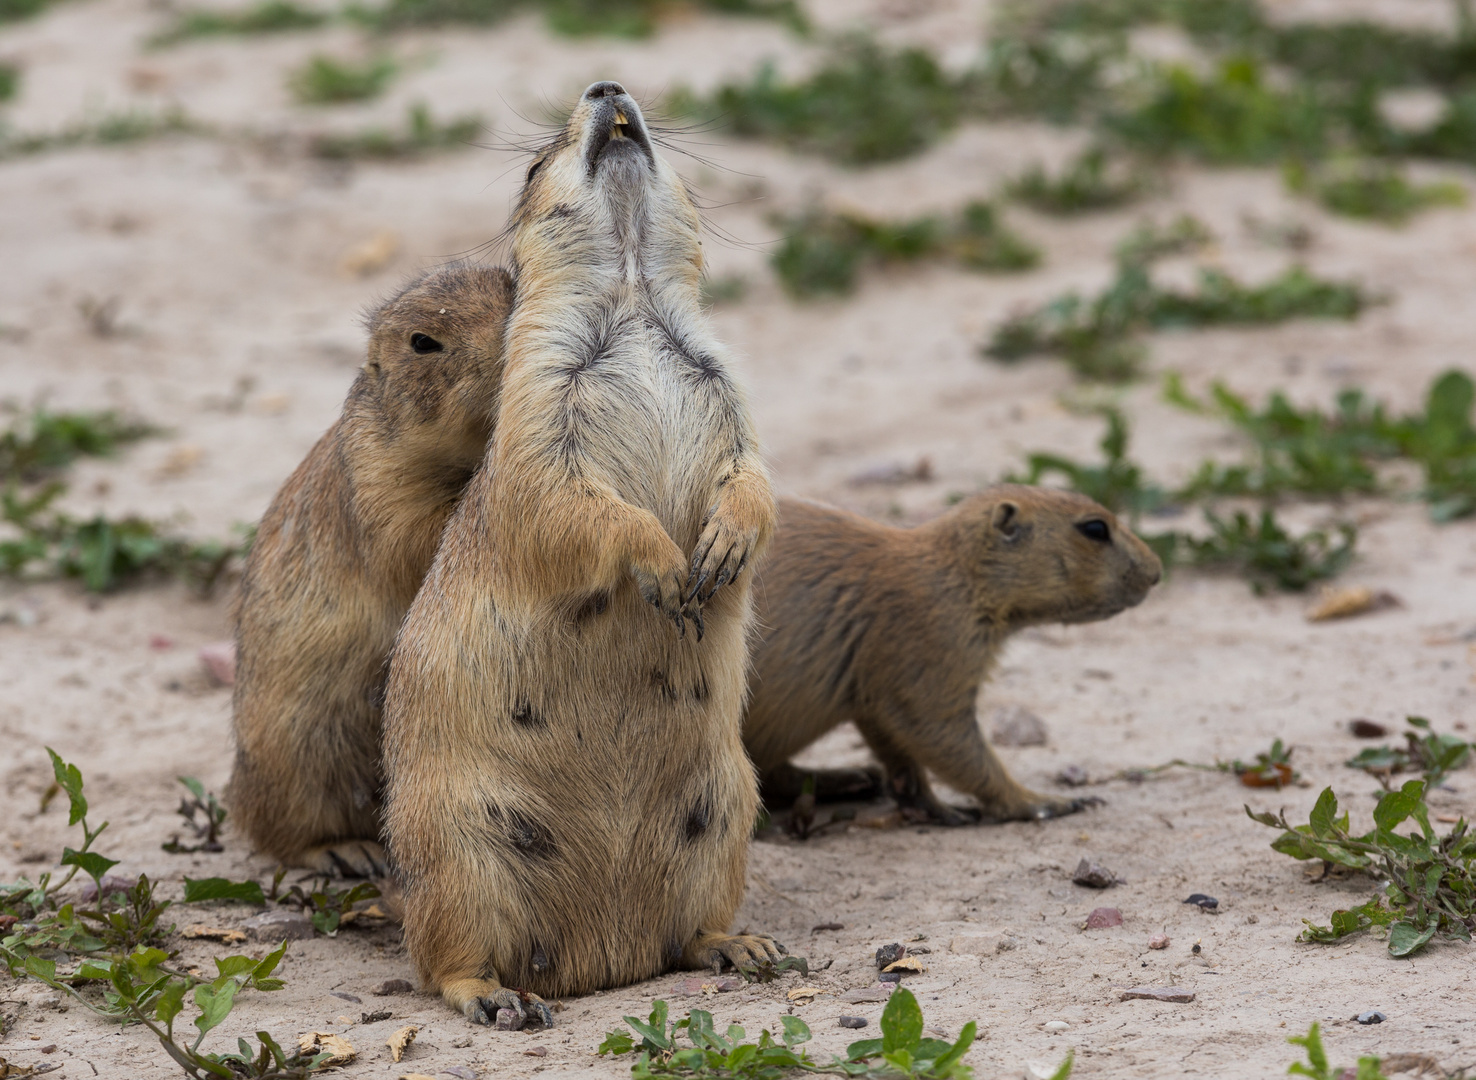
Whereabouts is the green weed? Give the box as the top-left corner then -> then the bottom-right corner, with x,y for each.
986,259 -> 1367,381
1286,1023 -> 1390,1080
684,37 -> 964,165
0,61 -> 17,102
771,202 -> 1037,298
1175,508 -> 1356,593
1285,158 -> 1466,224
1012,408 -> 1168,521
288,53 -> 396,105
161,777 -> 228,855
0,0 -> 51,22
149,0 -> 328,46
1113,214 -> 1213,267
0,407 -> 157,484
0,107 -> 202,158
1249,781 -> 1475,958
1383,369 -> 1476,521
309,102 -> 483,159
358,0 -> 803,36
1346,717 -> 1471,791
1008,147 -> 1150,214
598,986 -> 1043,1079
964,34 -> 1120,125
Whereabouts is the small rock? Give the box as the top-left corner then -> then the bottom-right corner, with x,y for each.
494,1009 -> 522,1030
331,991 -> 363,1004
79,874 -> 137,902
372,979 -> 415,996
811,921 -> 845,933
989,705 -> 1049,747
1117,986 -> 1195,1003
524,1046 -> 548,1057
443,1069 -> 478,1080
675,976 -> 743,996
839,987 -> 892,1004
874,943 -> 906,969
1182,894 -> 1218,910
242,909 -> 315,942
1055,765 -> 1090,787
1349,719 -> 1389,739
1043,1020 -> 1069,1032
360,1010 -> 392,1024
198,641 -> 236,687
1027,1061 -> 1067,1080
1085,907 -> 1123,929
39,1044 -> 56,1053
1148,934 -> 1170,950
1072,858 -> 1118,889
1356,1010 -> 1386,1025
149,634 -> 175,650
838,1016 -> 867,1029
451,1036 -> 472,1049
878,971 -> 902,984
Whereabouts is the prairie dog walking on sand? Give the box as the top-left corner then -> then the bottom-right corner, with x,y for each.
744,487 -> 1162,825
381,82 -> 782,1029
230,265 -> 513,877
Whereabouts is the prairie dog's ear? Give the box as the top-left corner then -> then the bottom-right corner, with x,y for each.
992,500 -> 1022,541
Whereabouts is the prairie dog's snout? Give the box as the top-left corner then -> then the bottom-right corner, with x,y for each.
578,81 -> 653,171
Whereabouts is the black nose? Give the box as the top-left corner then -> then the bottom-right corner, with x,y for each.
584,81 -> 627,100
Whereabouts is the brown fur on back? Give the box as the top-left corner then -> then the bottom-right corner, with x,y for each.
744,486 -> 1162,823
380,83 -> 780,1023
230,264 -> 514,875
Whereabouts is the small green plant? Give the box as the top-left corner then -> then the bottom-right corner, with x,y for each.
0,407 -> 157,484
1249,781 -> 1475,957
162,777 -> 229,855
1008,147 -> 1150,214
309,102 -> 483,159
964,33 -> 1119,124
986,258 -> 1367,381
771,202 -> 1037,298
271,874 -> 380,936
1,484 -> 244,593
598,986 -> 1030,1079
1113,214 -> 1213,266
150,0 -> 328,46
0,60 -> 18,102
1011,408 -> 1167,521
356,0 -> 803,35
1226,737 -> 1299,787
1346,717 -> 1471,791
0,0 -> 51,22
1176,508 -> 1356,593
1286,1023 -> 1389,1080
1285,158 -> 1466,224
288,53 -> 397,105
684,37 -> 965,165
1383,369 -> 1476,521
0,107 -> 201,158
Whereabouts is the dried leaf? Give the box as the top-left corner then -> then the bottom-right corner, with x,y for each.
1116,986 -> 1194,1002
386,1025 -> 419,1063
881,956 -> 926,973
786,986 -> 822,1003
298,1032 -> 356,1066
180,924 -> 246,944
340,230 -> 400,277
1306,585 -> 1400,622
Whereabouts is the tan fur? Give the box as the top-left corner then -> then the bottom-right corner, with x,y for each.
380,82 -> 780,1029
744,486 -> 1162,824
229,264 -> 514,877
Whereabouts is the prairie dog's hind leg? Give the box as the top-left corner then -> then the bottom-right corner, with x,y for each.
758,761 -> 884,808
441,976 -> 554,1030
681,930 -> 786,975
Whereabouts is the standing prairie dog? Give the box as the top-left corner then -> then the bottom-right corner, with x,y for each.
745,486 -> 1162,825
230,264 -> 514,878
381,82 -> 782,1029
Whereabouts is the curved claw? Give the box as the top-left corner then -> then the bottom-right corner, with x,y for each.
467,986 -> 554,1030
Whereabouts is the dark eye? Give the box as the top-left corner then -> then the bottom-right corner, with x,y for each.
526,157 -> 545,182
410,333 -> 442,354
1076,519 -> 1111,543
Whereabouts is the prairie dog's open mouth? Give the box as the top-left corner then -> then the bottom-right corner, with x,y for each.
585,97 -> 653,172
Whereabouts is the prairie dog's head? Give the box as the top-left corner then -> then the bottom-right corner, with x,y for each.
943,484 -> 1162,627
354,264 -> 514,462
511,81 -> 702,289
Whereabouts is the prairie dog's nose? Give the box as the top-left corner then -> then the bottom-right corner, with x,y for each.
584,81 -> 627,101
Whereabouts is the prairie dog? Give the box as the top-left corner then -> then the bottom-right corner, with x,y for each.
381,82 -> 781,1029
230,264 -> 514,877
745,486 -> 1162,824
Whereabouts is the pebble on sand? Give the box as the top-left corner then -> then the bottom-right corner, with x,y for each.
1072,858 -> 1118,889
1356,1010 -> 1386,1025
874,943 -> 906,968
838,1016 -> 868,1029
1147,934 -> 1170,949
1117,986 -> 1195,1003
1043,1020 -> 1069,1033
1085,907 -> 1123,929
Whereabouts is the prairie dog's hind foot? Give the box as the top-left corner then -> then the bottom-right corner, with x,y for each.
443,977 -> 554,1030
298,839 -> 389,879
978,790 -> 1104,824
760,762 -> 885,807
682,931 -> 786,976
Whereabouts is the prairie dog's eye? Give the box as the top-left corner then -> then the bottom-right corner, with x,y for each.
526,157 -> 545,182
410,333 -> 443,354
1076,519 -> 1111,543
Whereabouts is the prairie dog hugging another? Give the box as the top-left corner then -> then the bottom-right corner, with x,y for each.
745,487 -> 1162,825
231,264 -> 513,877
381,82 -> 782,1028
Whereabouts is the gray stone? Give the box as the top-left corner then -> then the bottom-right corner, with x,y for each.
242,909 -> 314,942
1117,986 -> 1195,1003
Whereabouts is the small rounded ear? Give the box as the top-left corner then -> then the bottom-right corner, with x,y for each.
992,501 -> 1021,541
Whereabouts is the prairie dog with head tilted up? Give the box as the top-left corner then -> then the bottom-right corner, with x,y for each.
381,81 -> 782,1029
230,264 -> 514,878
744,486 -> 1162,825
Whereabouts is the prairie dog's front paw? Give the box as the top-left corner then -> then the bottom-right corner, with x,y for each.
630,536 -> 689,636
684,514 -> 759,611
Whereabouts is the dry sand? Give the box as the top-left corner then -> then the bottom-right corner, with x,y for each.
2,0 -> 1475,1076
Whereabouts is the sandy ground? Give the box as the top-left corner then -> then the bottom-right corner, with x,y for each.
3,0 -> 1476,1077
